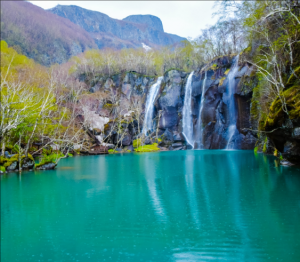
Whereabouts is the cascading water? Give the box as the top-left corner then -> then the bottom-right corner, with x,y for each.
225,55 -> 239,149
182,71 -> 194,148
142,76 -> 163,135
196,70 -> 207,149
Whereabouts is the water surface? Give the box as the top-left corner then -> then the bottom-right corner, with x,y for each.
1,150 -> 300,261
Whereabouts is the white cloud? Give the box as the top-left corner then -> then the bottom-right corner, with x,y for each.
29,1 -> 218,39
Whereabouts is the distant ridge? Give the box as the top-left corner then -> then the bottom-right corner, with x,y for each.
48,5 -> 186,50
0,2 -> 186,66
0,1 -> 96,66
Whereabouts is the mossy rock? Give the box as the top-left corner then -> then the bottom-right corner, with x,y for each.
286,67 -> 300,88
264,85 -> 300,130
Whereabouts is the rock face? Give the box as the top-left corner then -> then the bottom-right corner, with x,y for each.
84,57 -> 259,151
263,85 -> 300,164
48,5 -> 186,50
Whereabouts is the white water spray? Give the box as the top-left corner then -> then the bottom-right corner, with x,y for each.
142,76 -> 163,135
182,71 -> 194,148
196,70 -> 207,149
225,55 -> 239,149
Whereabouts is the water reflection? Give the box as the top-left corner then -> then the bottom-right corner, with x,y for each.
1,151 -> 300,261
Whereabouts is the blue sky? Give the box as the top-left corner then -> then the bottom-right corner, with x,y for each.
29,1 -> 218,39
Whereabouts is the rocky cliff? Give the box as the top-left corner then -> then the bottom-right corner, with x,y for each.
81,56 -> 258,152
48,5 -> 186,50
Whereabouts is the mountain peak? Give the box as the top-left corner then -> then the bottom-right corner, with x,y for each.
123,15 -> 164,32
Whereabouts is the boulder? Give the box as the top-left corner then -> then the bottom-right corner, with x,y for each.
36,163 -> 57,170
172,142 -> 183,148
173,131 -> 183,142
173,147 -> 183,151
114,133 -> 132,146
22,157 -> 35,170
282,141 -> 300,164
292,128 -> 300,140
6,161 -> 18,172
145,136 -> 152,145
162,129 -> 174,142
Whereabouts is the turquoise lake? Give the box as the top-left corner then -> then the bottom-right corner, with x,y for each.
1,150 -> 300,261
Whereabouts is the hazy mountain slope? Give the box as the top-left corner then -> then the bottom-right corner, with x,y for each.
48,5 -> 186,49
123,15 -> 164,32
0,1 -> 96,66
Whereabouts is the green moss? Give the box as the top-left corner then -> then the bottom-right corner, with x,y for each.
134,143 -> 160,152
164,68 -> 185,75
210,63 -> 218,71
68,153 -> 73,157
103,103 -> 113,109
286,66 -> 300,88
254,147 -> 258,154
108,149 -> 117,154
133,138 -> 143,148
224,69 -> 230,75
35,152 -> 64,168
264,85 -> 300,130
219,77 -> 226,86
0,166 -> 6,172
263,137 -> 268,153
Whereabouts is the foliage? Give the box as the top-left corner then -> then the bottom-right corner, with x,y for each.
134,143 -> 160,153
133,138 -> 143,148
36,152 -> 64,167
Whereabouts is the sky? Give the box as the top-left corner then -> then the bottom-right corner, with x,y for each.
29,1 -> 219,39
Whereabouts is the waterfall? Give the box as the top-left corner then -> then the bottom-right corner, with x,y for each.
196,70 -> 207,149
182,71 -> 194,148
225,55 -> 239,149
142,76 -> 163,135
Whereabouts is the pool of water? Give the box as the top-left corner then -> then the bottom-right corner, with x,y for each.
1,150 -> 300,261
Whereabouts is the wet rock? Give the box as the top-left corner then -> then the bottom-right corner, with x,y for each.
172,142 -> 183,148
4,151 -> 11,158
158,146 -> 168,151
168,146 -> 174,151
282,141 -> 300,164
6,161 -> 18,172
126,145 -> 134,152
21,157 -> 35,170
159,109 -> 178,129
145,136 -> 152,145
36,163 -> 56,170
173,147 -> 183,151
114,133 -> 132,146
292,128 -> 300,140
162,129 -> 174,142
280,160 -> 294,166
173,131 -> 183,142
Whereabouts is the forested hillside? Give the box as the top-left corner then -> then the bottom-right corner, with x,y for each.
0,1 -> 96,66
